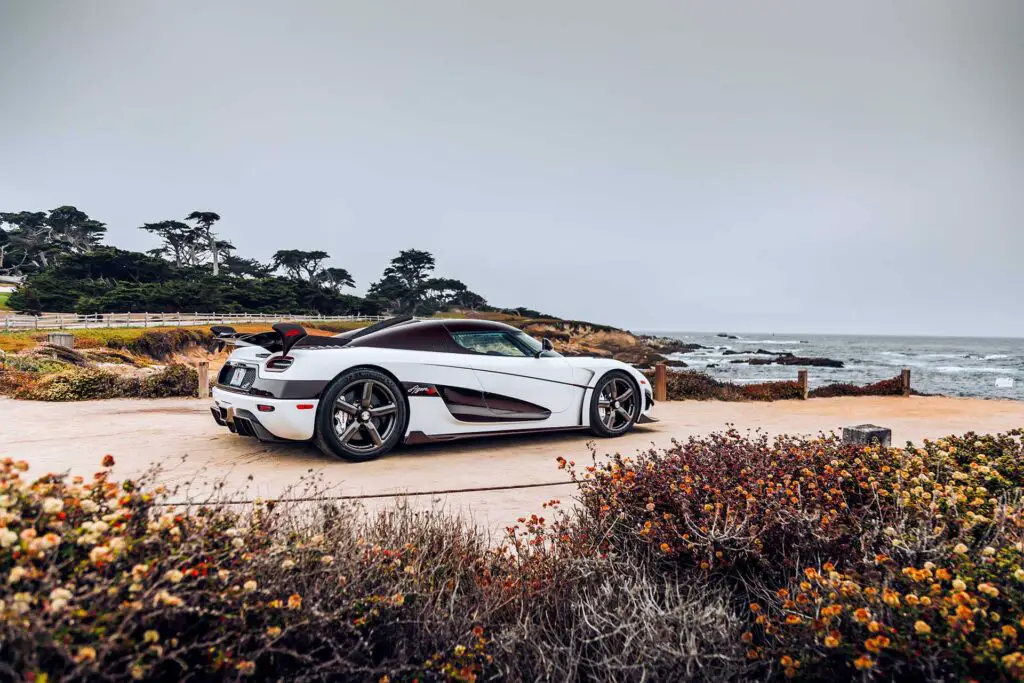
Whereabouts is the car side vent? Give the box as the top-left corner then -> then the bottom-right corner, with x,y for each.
265,356 -> 294,372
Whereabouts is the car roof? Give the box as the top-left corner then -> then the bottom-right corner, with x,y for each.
345,318 -> 522,352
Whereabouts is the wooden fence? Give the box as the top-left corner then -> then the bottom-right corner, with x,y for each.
1,312 -> 387,332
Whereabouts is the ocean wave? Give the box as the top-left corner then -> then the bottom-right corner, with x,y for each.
880,351 -> 906,357
734,339 -> 803,345
934,366 -> 1020,375
984,354 -> 1010,360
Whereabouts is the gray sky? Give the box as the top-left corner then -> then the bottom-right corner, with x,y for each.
1,1 -> 1022,336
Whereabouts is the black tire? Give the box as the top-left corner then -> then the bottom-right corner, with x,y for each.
314,368 -> 407,462
588,371 -> 640,437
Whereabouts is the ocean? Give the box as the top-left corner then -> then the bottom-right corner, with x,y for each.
643,332 -> 1024,401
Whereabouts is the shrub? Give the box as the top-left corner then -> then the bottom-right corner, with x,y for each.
647,369 -> 913,402
11,364 -> 199,401
563,429 -> 1024,681
4,430 -> 1023,681
103,329 -> 214,361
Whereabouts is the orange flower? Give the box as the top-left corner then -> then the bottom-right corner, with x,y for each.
749,603 -> 762,613
102,455 -> 115,468
865,636 -> 890,653
824,635 -> 840,648
854,655 -> 874,671
854,608 -> 872,624
914,620 -> 932,635
287,593 -> 302,610
785,615 -> 802,625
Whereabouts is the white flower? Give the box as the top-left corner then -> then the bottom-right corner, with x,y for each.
243,580 -> 258,592
50,588 -> 73,602
42,498 -> 64,514
8,567 -> 27,584
80,500 -> 99,513
232,538 -> 244,549
165,569 -> 184,584
281,559 -> 295,570
0,494 -> 11,508
321,555 -> 334,565
49,598 -> 68,613
89,545 -> 111,564
217,569 -> 231,581
0,528 -> 17,548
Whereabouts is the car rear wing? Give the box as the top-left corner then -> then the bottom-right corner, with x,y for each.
210,324 -> 307,355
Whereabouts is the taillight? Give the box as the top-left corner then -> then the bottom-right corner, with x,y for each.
265,356 -> 294,372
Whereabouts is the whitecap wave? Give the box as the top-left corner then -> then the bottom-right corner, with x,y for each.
735,339 -> 803,345
984,354 -> 1010,360
935,366 -> 1019,375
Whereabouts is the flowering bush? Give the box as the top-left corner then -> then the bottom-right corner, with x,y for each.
4,429 -> 1023,681
564,428 -> 1024,680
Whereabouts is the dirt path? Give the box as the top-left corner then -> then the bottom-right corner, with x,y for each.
3,396 -> 1023,531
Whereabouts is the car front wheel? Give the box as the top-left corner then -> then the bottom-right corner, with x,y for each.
588,371 -> 640,437
314,368 -> 407,462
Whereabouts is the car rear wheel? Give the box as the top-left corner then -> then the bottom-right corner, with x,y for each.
314,368 -> 407,462
589,371 -> 640,437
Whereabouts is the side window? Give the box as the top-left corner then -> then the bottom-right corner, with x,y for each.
451,331 -> 529,357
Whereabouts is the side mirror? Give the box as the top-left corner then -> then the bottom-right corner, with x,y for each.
541,338 -> 554,352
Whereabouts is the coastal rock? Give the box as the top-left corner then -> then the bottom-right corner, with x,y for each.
665,359 -> 688,368
775,356 -> 844,368
717,333 -> 739,340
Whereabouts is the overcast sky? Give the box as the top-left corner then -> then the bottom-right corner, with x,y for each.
1,1 -> 1021,336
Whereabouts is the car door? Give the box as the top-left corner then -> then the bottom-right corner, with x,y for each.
447,330 -> 576,416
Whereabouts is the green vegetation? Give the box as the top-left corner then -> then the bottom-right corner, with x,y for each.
4,429 -> 1024,680
1,206 -> 501,316
0,292 -> 10,310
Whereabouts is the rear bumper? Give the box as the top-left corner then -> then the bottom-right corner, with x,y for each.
211,386 -> 317,441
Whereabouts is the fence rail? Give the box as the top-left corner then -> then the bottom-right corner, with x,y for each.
1,312 -> 387,332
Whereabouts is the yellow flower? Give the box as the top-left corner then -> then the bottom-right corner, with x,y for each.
454,644 -> 466,656
266,626 -> 282,638
979,583 -> 1000,598
1003,625 -> 1018,639
1015,568 -> 1024,582
243,580 -> 258,592
236,661 -> 256,676
953,543 -> 969,555
915,621 -> 932,635
952,579 -> 967,592
165,569 -> 183,584
143,630 -> 159,644
287,593 -> 302,610
74,646 -> 97,663
989,638 -> 1005,650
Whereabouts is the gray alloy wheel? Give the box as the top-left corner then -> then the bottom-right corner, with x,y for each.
589,371 -> 640,437
314,369 -> 407,461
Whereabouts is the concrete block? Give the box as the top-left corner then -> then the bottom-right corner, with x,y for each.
842,424 -> 891,448
47,332 -> 75,349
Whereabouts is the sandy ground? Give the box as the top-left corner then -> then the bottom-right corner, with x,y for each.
2,395 -> 1023,532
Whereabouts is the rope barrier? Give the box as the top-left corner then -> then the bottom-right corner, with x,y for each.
153,479 -> 577,507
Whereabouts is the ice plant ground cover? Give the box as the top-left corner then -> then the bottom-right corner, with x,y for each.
2,428 -> 1023,681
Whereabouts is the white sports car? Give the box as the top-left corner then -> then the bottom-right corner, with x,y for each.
210,316 -> 657,461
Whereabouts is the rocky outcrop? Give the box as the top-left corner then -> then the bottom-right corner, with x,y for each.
745,353 -> 843,368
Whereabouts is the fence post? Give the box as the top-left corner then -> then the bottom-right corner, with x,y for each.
197,361 -> 209,399
798,369 -> 808,399
654,362 -> 668,402
901,368 -> 911,397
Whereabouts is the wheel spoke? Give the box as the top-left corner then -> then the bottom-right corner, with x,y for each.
336,399 -> 358,415
616,387 -> 633,402
598,398 -> 611,408
364,421 -> 383,446
604,409 -> 617,428
370,403 -> 397,417
616,407 -> 632,423
338,420 -> 360,444
361,382 -> 374,408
